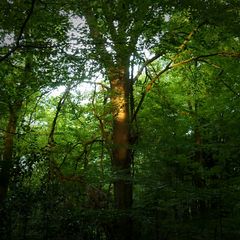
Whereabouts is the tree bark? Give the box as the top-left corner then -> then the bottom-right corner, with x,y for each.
109,65 -> 132,209
108,65 -> 133,240
0,102 -> 22,204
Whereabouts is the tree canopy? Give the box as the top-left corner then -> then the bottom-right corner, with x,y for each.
0,0 -> 240,240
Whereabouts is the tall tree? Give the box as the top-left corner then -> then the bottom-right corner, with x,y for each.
67,1 -> 173,238
66,0 -> 240,239
0,0 -> 70,204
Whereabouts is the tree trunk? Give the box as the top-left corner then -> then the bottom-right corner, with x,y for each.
0,103 -> 21,204
109,65 -> 132,209
109,65 -> 133,240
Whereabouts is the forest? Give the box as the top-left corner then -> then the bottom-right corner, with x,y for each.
0,0 -> 240,239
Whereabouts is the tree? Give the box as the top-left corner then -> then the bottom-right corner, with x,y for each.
0,0 -> 74,202
67,1 -> 239,238
65,1 -> 178,238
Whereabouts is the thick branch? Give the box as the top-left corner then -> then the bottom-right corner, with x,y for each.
80,1 -> 114,68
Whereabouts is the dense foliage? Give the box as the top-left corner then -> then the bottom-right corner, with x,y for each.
0,0 -> 240,239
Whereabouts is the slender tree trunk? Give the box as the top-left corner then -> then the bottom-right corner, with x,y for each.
0,101 -> 22,204
0,104 -> 21,204
0,102 -> 22,239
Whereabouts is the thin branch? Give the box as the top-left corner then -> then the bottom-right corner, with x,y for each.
60,138 -> 103,169
133,52 -> 164,82
221,79 -> 240,97
131,23 -> 207,121
0,0 -> 36,62
131,50 -> 240,122
27,92 -> 49,127
131,61 -> 172,122
82,80 -> 110,90
170,52 -> 240,69
218,70 -> 240,97
48,85 -> 71,145
19,42 -> 58,49
197,59 -> 221,69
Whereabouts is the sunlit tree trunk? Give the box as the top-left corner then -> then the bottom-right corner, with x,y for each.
108,63 -> 133,240
109,64 -> 132,210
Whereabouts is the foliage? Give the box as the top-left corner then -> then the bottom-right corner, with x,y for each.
0,0 -> 240,240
